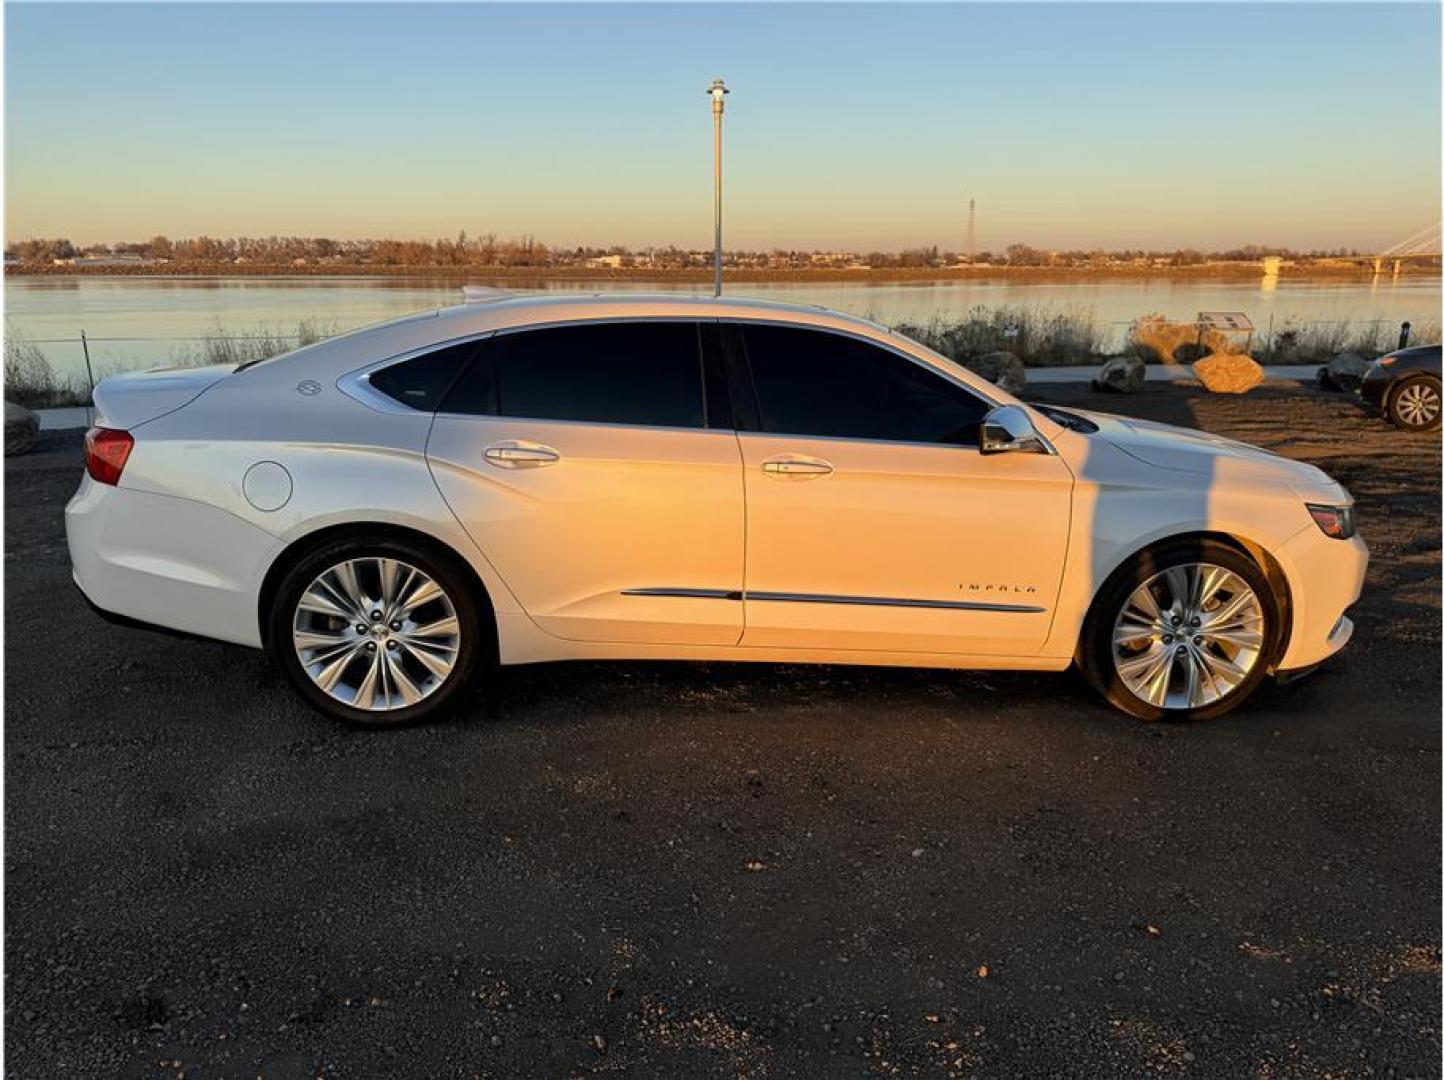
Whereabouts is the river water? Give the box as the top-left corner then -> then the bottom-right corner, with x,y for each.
5,274 -> 1440,379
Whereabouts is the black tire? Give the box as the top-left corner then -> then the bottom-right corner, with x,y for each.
1385,374 -> 1442,433
268,535 -> 487,728
1077,539 -> 1281,722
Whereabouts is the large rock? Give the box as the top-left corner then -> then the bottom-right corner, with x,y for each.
1321,352 -> 1369,392
962,351 -> 1026,395
1129,316 -> 1228,364
1194,353 -> 1264,394
4,401 -> 39,457
1091,355 -> 1146,393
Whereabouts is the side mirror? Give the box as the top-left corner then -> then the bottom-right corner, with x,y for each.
979,405 -> 1051,455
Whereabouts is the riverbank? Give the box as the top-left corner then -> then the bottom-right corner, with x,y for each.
8,262 -> 1437,284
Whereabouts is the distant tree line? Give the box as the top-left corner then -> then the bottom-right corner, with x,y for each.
4,233 -> 1372,269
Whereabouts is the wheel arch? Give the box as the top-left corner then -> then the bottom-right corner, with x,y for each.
256,521 -> 499,658
1384,368 -> 1442,413
1079,529 -> 1293,671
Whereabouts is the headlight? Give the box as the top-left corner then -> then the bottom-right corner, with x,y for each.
1307,503 -> 1355,540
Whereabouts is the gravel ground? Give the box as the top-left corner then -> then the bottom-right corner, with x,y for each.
5,385 -> 1439,1078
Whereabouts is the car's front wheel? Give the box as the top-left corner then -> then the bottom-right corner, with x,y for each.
269,536 -> 485,728
1079,541 -> 1278,721
1386,374 -> 1442,433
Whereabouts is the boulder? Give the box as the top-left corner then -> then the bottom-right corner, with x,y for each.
4,401 -> 39,457
1323,352 -> 1370,392
962,351 -> 1026,395
1194,353 -> 1265,395
1091,355 -> 1146,394
1129,316 -> 1229,364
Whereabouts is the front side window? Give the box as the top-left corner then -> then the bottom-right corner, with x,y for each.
442,321 -> 708,429
739,323 -> 990,445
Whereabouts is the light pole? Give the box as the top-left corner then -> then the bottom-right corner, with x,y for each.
708,78 -> 728,297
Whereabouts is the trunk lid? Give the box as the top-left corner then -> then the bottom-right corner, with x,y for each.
91,364 -> 236,429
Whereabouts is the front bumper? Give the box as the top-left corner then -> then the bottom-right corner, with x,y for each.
66,475 -> 282,648
1273,523 -> 1368,672
1358,366 -> 1392,409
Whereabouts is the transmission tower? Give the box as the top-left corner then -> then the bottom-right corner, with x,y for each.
966,198 -> 976,264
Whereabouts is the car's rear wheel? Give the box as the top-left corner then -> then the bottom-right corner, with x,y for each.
1079,540 -> 1278,721
1386,374 -> 1442,433
269,536 -> 485,728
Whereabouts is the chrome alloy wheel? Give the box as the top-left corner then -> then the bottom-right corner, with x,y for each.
1111,562 -> 1265,711
1395,381 -> 1441,428
291,557 -> 461,712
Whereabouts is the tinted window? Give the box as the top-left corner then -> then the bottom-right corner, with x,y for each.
443,322 -> 707,429
740,324 -> 989,444
369,340 -> 477,411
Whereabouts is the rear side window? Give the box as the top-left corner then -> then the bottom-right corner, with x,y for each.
368,340 -> 478,411
739,323 -> 989,445
442,321 -> 708,429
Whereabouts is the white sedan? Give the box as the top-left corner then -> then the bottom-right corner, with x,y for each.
66,294 -> 1366,726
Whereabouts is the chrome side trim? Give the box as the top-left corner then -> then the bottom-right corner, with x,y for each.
622,588 -> 1043,614
747,591 -> 1046,614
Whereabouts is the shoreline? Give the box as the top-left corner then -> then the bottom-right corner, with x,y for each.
8,263 -> 1439,285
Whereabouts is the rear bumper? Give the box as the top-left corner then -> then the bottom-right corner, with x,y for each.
66,476 -> 281,648
73,577 -> 222,644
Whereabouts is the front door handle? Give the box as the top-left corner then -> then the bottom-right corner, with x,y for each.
483,440 -> 560,469
761,455 -> 833,478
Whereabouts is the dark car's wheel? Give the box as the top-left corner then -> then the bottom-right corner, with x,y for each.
268,536 -> 486,728
1386,374 -> 1442,433
1078,540 -> 1279,722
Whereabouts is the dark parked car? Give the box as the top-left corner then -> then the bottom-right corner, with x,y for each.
1359,344 -> 1442,432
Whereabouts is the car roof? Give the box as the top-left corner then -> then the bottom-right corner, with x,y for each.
237,291 -> 906,384
230,287 -> 1032,422
426,291 -> 895,337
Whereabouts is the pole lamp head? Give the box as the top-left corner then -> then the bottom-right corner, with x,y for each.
708,78 -> 729,114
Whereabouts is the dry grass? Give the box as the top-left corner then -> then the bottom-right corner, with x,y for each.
5,308 -> 1434,412
177,318 -> 330,367
1259,317 -> 1440,363
894,304 -> 1103,366
3,320 -> 333,408
3,324 -> 88,409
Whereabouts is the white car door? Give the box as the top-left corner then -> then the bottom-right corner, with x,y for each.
730,321 -> 1074,657
426,319 -> 745,646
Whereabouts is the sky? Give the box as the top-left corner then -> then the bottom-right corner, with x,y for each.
4,2 -> 1440,252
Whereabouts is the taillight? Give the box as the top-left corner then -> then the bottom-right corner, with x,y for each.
84,427 -> 134,486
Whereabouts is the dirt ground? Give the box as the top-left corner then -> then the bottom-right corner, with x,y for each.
4,383 -> 1439,1077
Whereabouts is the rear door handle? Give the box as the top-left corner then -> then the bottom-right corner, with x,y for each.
483,440 -> 560,469
761,455 -> 833,478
